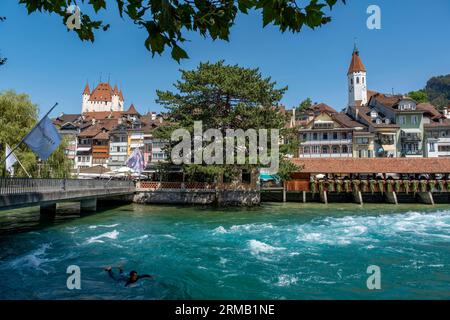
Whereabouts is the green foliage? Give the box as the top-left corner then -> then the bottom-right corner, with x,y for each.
296,97 -> 313,113
156,61 -> 299,181
16,0 -> 345,62
369,179 -> 376,194
425,74 -> 450,110
403,180 -> 410,194
394,180 -> 401,193
0,90 -> 71,178
407,90 -> 428,103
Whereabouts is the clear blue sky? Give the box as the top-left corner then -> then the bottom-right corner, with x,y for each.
1,0 -> 450,117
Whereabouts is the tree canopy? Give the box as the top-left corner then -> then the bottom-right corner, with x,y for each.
0,90 -> 72,178
425,74 -> 450,110
154,61 -> 299,181
15,0 -> 346,62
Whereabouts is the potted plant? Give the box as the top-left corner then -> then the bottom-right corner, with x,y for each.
420,180 -> 428,193
328,180 -> 335,193
352,180 -> 361,192
438,180 -> 445,193
412,180 -> 419,194
344,180 -> 351,193
369,179 -> 376,194
394,180 -> 402,193
428,180 -> 436,193
403,180 -> 410,194
377,180 -> 385,194
336,180 -> 343,193
361,180 -> 369,193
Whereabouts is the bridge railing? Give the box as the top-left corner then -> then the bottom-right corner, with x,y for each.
0,178 -> 135,196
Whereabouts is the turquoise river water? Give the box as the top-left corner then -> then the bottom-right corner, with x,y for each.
0,203 -> 449,299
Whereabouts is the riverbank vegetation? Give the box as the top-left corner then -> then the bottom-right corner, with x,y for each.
0,90 -> 72,178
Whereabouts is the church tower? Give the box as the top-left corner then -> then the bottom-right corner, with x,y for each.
348,46 -> 367,107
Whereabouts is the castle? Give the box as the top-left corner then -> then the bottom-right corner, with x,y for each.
81,82 -> 125,113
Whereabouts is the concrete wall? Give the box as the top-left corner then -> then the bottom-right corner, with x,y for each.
134,190 -> 260,206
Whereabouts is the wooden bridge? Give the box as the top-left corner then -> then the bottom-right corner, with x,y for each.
0,178 -> 135,216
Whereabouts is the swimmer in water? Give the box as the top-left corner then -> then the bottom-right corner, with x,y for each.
105,266 -> 153,287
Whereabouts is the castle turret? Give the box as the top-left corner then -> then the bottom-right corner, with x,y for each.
82,83 -> 90,113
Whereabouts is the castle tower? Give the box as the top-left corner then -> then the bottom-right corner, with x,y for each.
348,46 -> 367,107
112,84 -> 120,111
82,83 -> 90,113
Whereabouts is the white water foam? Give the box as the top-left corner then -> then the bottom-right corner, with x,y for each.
86,230 -> 119,244
295,210 -> 450,246
6,243 -> 56,274
89,224 -> 119,229
275,274 -> 298,287
248,240 -> 285,255
213,226 -> 227,234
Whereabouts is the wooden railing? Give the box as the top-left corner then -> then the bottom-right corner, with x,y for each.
0,178 -> 135,196
287,179 -> 450,193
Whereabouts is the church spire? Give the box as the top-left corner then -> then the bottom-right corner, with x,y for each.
348,46 -> 366,75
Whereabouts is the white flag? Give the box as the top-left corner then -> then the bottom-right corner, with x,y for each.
5,144 -> 18,173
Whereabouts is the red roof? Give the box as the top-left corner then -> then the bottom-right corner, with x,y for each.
291,158 -> 450,174
348,49 -> 366,74
83,83 -> 90,95
89,82 -> 114,102
126,104 -> 139,115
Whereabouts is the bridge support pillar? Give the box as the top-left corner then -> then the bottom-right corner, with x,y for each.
417,192 -> 434,205
385,192 -> 398,205
80,198 -> 97,213
40,203 -> 57,220
353,190 -> 363,205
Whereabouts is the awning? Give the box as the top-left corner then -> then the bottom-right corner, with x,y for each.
259,174 -> 280,182
401,129 -> 421,134
76,147 -> 91,151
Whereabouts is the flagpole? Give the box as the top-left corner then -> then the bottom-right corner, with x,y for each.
0,103 -> 58,165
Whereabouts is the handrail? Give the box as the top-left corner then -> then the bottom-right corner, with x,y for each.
0,178 -> 135,196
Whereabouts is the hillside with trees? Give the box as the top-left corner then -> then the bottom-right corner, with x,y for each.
408,74 -> 450,110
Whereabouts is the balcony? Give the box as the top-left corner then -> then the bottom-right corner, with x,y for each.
301,139 -> 352,146
402,150 -> 423,156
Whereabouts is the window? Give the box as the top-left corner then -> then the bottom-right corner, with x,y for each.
342,145 -> 348,153
78,156 -> 81,162
351,78 -> 354,85
323,133 -> 328,140
429,143 -> 435,152
399,116 -> 406,125
303,147 -> 310,154
332,146 -> 339,154
362,77 -> 365,84
412,116 -> 418,125
322,146 -> 329,154
313,133 -> 318,140
342,132 -> 347,140
356,77 -> 360,84
333,132 -> 338,140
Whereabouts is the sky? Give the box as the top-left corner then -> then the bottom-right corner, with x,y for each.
1,0 -> 450,117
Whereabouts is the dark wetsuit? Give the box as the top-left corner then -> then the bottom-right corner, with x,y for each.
107,268 -> 153,287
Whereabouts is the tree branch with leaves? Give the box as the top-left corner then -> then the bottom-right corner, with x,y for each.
16,0 -> 345,62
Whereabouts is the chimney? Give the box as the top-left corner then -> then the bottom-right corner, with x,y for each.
92,118 -> 96,125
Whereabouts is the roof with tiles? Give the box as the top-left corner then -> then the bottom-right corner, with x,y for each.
88,82 -> 123,102
291,158 -> 450,174
348,49 -> 366,75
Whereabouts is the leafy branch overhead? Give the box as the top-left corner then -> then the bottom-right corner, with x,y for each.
17,0 -> 345,62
